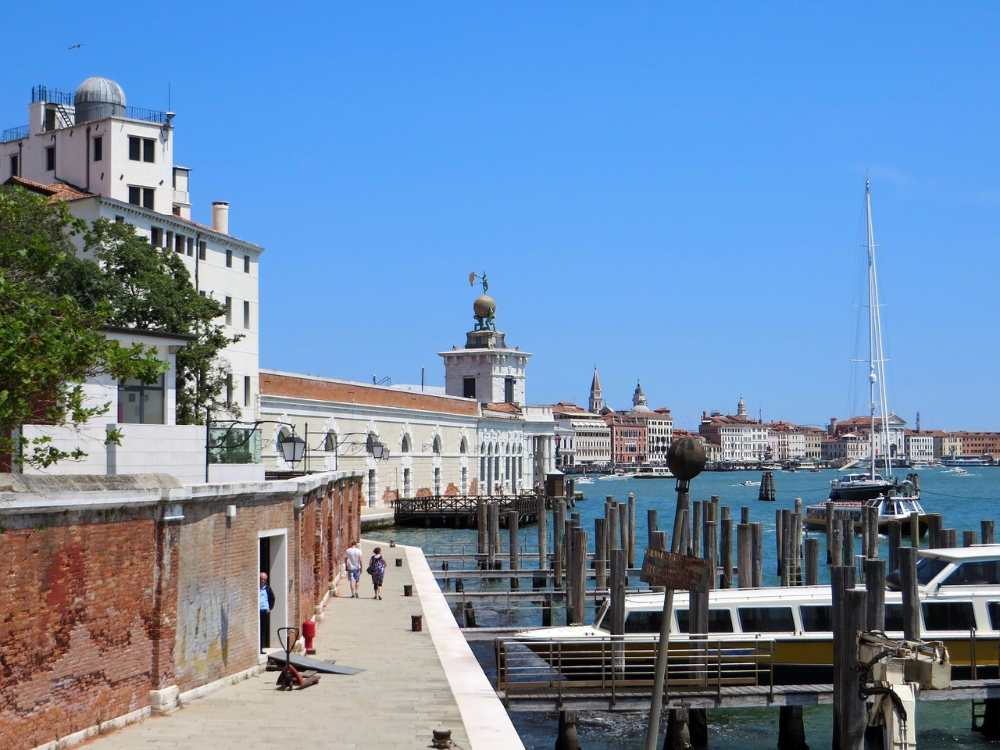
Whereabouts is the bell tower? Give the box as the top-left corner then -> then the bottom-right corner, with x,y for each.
588,367 -> 604,413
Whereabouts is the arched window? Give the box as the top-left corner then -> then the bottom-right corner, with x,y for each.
366,433 -> 377,454
401,434 -> 411,453
324,430 -> 336,453
460,437 -> 468,454
433,435 -> 442,455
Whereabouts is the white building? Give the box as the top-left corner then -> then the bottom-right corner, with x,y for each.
2,77 -> 261,419
699,398 -> 769,464
905,433 -> 935,464
552,404 -> 612,468
554,423 -> 575,469
767,423 -> 807,462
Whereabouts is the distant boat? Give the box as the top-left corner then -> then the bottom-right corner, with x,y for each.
741,480 -> 760,487
942,456 -> 992,467
634,466 -> 674,480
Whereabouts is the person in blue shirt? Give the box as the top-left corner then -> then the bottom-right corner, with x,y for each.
259,571 -> 275,652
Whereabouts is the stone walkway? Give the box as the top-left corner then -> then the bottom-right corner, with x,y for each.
84,541 -> 472,749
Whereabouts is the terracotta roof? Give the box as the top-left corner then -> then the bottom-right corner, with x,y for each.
484,402 -> 522,415
5,176 -> 93,202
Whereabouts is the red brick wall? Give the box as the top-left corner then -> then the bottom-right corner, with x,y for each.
0,475 -> 361,750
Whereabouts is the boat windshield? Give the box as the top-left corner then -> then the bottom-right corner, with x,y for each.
916,558 -> 949,584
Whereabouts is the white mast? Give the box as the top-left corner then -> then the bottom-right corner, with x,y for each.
864,179 -> 893,478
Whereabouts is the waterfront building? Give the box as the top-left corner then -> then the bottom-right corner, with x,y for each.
673,428 -> 720,463
698,397 -> 769,464
934,432 -> 964,459
827,414 -> 906,460
821,432 -> 870,464
604,411 -> 646,466
904,431 -> 935,464
552,403 -> 612,468
4,77 -> 263,483
2,78 -> 261,420
949,432 -> 1000,460
766,422 -> 807,462
554,423 -> 575,469
801,426 -> 825,462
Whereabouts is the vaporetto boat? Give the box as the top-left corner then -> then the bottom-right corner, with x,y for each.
514,545 -> 1000,684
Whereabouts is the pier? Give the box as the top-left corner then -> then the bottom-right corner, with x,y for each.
392,493 -> 553,527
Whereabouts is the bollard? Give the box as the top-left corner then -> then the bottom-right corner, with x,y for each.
411,614 -> 423,632
403,584 -> 413,597
389,539 -> 396,548
431,727 -> 453,749
395,557 -> 403,567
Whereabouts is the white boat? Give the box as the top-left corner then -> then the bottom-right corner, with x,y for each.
944,467 -> 969,476
634,466 -> 674,480
809,181 -> 925,528
741,480 -> 760,487
942,456 -> 992,467
575,477 -> 595,485
515,544 -> 1000,683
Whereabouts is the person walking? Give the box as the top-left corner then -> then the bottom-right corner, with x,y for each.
367,547 -> 386,600
259,571 -> 275,652
344,540 -> 363,598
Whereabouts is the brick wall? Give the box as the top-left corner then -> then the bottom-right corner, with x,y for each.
0,472 -> 361,750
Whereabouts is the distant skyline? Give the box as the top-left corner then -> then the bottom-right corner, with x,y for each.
2,4 -> 998,430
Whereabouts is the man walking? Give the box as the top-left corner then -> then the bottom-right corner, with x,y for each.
344,540 -> 362,598
259,571 -> 275,652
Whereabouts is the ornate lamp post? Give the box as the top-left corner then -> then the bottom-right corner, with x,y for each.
644,437 -> 706,750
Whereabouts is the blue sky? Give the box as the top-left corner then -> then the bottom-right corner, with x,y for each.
3,3 -> 998,430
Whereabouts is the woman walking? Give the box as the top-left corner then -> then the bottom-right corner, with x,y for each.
367,546 -> 387,600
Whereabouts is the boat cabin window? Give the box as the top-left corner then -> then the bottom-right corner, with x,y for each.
675,609 -> 734,633
738,607 -> 795,633
916,558 -> 950,585
625,611 -> 662,633
800,605 -> 833,632
987,602 -> 1000,630
922,602 -> 975,631
884,604 -> 904,631
942,561 -> 1000,586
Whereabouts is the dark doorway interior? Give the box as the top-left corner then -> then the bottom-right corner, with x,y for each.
259,537 -> 271,650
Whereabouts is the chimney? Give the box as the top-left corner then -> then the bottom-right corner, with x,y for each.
211,201 -> 230,234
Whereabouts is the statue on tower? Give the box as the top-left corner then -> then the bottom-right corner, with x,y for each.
468,271 -> 496,331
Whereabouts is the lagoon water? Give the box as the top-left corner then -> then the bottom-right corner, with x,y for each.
386,468 -> 1000,748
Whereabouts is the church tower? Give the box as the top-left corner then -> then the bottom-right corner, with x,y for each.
588,367 -> 605,413
632,380 -> 651,412
737,395 -> 747,418
440,276 -> 530,405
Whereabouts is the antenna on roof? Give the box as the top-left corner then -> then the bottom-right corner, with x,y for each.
168,82 -> 172,111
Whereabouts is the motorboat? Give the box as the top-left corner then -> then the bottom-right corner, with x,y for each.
514,545 -> 1000,684
634,466 -> 675,480
741,480 -> 760,487
942,456 -> 992,467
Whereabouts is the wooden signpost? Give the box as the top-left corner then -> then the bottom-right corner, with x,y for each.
640,548 -> 709,591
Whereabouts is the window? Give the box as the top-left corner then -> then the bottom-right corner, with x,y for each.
243,376 -> 251,407
114,215 -> 124,223
117,375 -> 165,424
675,609 -> 734,633
45,146 -> 55,171
150,227 -> 163,247
434,467 -> 441,495
943,561 -> 1000,586
93,136 -> 103,162
174,233 -> 184,254
143,188 -> 154,209
142,138 -> 155,163
368,469 -> 376,507
226,249 -> 232,267
244,254 -> 250,273
243,300 -> 250,329
129,136 -> 141,160
225,374 -> 233,407
166,231 -> 173,252
403,468 -> 412,497
504,377 -> 515,403
186,237 -> 194,256
463,377 -> 476,400
988,602 -> 1000,630
9,154 -> 18,176
923,602 -> 975,631
224,296 -> 232,325
738,607 -> 795,633
916,558 -> 949,585
625,611 -> 662,633
324,431 -> 336,453
198,241 -> 206,260
461,466 -> 468,494
800,606 -> 833,632
433,436 -> 441,454
401,434 -> 410,453
129,186 -> 141,206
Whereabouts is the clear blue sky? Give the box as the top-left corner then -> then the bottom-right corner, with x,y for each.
3,4 -> 998,430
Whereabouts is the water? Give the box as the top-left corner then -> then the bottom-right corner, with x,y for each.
385,468 -> 1000,748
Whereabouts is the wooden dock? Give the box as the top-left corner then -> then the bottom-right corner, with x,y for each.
392,493 -> 546,527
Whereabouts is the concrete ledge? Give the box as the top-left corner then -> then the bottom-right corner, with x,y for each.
149,685 -> 179,715
177,662 -> 265,707
30,706 -> 151,750
405,543 -> 525,750
360,509 -> 394,530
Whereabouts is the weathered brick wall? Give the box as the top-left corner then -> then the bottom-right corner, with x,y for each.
0,473 -> 360,750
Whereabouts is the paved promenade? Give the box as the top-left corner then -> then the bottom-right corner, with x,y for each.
83,540 -> 521,749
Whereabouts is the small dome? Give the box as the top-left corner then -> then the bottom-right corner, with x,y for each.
74,77 -> 126,123
473,294 -> 496,319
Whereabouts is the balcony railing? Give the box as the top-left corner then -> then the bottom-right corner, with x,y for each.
208,426 -> 262,465
1,125 -> 29,143
30,84 -> 169,126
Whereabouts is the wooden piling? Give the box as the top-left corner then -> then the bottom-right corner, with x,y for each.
720,517 -> 733,588
909,511 -> 920,547
804,537 -> 819,585
864,557 -> 885,631
964,530 -> 977,547
830,516 -> 844,567
791,511 -> 803,585
617,502 -> 628,561
839,589 -> 868,749
841,517 -> 855,571
692,501 -> 703,558
888,521 -> 901,572
926,513 -> 943,547
536,495 -> 547,570
610,547 -> 626,636
704,518 -> 718,590
607,502 -> 619,563
507,510 -> 520,590
825,500 -> 835,563
943,528 -> 958,548
829,565 -> 851,750
595,517 -> 607,590
751,522 -> 763,588
777,705 -> 808,750
737,522 -> 751,588
898,546 -> 920,640
775,509 -> 785,579
647,508 -> 658,548
476,498 -> 487,565
627,493 -> 637,568
571,527 -> 587,624
490,501 -> 501,565
741,505 -> 750,524
553,499 -> 565,589
555,710 -> 581,750
983,519 -> 996,545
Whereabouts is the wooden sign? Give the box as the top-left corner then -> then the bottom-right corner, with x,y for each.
640,548 -> 708,590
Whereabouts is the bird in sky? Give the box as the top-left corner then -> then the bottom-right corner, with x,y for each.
68,43 -> 82,50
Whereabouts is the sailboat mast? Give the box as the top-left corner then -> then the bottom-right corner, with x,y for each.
865,180 -> 878,478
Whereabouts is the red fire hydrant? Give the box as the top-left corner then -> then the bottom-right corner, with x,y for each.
301,619 -> 316,655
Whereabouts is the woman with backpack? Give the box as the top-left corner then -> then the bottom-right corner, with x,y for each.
366,546 -> 387,600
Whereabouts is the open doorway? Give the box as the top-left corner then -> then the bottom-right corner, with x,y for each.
258,529 -> 287,652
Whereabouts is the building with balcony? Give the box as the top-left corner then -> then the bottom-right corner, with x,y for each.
551,403 -> 612,468
698,397 -> 769,464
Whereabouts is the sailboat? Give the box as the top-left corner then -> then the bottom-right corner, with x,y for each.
804,180 -> 926,532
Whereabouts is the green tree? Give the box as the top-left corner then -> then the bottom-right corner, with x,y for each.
78,218 -> 242,424
0,186 -> 164,468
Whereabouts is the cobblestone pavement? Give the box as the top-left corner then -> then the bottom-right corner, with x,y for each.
84,541 -> 471,749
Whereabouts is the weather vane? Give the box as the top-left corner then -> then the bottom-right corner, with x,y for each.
468,271 -> 496,331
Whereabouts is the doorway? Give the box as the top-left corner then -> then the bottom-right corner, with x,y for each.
257,530 -> 287,652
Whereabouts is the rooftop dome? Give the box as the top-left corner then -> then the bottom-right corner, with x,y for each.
74,77 -> 126,123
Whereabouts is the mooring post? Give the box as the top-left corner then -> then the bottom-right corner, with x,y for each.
888,521 -> 901,572
777,705 -> 808,750
983,519 -> 996,545
867,505 -> 880,559
537,495 -> 548,571
627,493 -> 637,568
829,565 -> 851,749
791,510 -> 803,585
555,710 -> 581,750
804,537 -> 819,586
841,589 -> 868,750
648,507 -> 659,548
508,510 -> 520,590
864,557 -> 885,631
692,501 -> 703,558
491,501 -> 501,566
607,501 -> 619,566
963,530 -> 977,547
926,513 -> 943,548
909,511 -> 920,547
665,707 -> 692,750
571,527 -> 587,625
943,528 -> 958,548
898,546 -> 920,641
553,499 -> 565,589
720,517 -> 733,588
595,517 -> 607,590
564,519 -> 576,624
825,500 -> 835,563
775,508 -> 785,579
841,517 -> 855,574
610,546 -> 626,647
476,498 -> 487,568
737,521 -> 751,588
618,502 -> 628,561
704,515 -> 718,590
830,515 -> 844,567
751,522 -> 763,588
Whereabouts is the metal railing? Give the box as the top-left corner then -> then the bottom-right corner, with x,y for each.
207,426 -> 262,465
29,85 -> 168,126
1,125 -> 29,143
495,635 -> 774,700
125,105 -> 169,124
393,493 -> 539,516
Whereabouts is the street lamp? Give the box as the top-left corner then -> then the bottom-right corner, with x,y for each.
206,418 -> 306,480
301,428 -> 390,472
